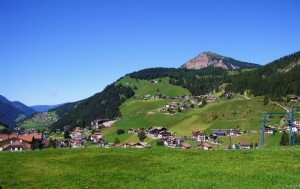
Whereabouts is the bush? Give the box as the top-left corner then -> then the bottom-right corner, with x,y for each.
280,132 -> 289,146
250,142 -> 253,149
64,130 -> 71,139
138,131 -> 147,142
156,140 -> 163,146
117,129 -> 125,135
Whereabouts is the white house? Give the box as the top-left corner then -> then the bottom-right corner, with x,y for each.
103,121 -> 116,127
294,119 -> 300,127
240,141 -> 251,149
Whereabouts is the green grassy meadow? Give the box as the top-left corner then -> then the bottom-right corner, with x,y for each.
117,76 -> 190,97
1,147 -> 300,189
20,112 -> 57,129
20,121 -> 54,129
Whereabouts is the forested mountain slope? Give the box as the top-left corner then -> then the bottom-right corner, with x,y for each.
50,83 -> 134,131
0,95 -> 36,127
226,51 -> 300,98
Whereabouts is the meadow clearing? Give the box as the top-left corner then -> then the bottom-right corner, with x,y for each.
0,147 -> 300,189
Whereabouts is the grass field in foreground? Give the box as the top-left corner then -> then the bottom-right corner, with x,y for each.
1,147 -> 300,189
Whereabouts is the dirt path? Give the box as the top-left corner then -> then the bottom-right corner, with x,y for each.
244,92 -> 250,100
271,101 -> 289,112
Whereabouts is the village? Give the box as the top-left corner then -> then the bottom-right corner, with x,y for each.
1,115 -> 299,152
1,92 -> 299,152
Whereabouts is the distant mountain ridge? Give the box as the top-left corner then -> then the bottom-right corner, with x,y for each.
181,51 -> 261,70
12,101 -> 36,116
30,104 -> 63,112
0,95 -> 36,127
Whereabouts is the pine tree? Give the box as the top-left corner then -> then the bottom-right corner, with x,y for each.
263,95 -> 269,105
280,132 -> 289,146
64,130 -> 71,139
48,137 -> 56,148
295,133 -> 300,145
31,137 -> 40,150
138,131 -> 147,142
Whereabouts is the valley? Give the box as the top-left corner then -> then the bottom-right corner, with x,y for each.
1,52 -> 300,189
6,76 -> 297,150
2,1 -> 300,188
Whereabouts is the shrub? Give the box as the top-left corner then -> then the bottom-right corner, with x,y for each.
138,131 -> 147,142
117,129 -> 125,135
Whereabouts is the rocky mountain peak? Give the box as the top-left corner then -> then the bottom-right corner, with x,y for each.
180,51 -> 259,71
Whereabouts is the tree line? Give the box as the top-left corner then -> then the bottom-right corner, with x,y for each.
226,51 -> 300,99
128,67 -> 227,95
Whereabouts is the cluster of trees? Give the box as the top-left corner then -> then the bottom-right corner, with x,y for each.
117,129 -> 125,135
50,83 -> 134,131
49,101 -> 83,118
226,51 -> 300,99
0,123 -> 11,134
280,132 -> 300,146
31,137 -> 44,150
129,67 -> 227,95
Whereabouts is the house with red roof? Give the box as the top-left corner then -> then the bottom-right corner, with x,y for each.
181,142 -> 192,149
239,141 -> 251,149
198,143 -> 213,150
2,140 -> 31,151
0,133 -> 43,151
192,131 -> 207,141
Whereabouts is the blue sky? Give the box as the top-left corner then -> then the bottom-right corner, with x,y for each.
0,0 -> 299,106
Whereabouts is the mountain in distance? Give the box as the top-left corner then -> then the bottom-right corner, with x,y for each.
30,104 -> 63,112
0,95 -> 36,127
12,101 -> 36,116
181,51 -> 261,70
50,50 -> 300,130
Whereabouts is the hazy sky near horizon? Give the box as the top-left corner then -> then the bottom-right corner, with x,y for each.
1,0 -> 299,106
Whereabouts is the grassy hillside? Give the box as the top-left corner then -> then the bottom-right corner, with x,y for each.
219,132 -> 282,148
103,77 -> 285,146
201,96 -> 283,132
0,147 -> 300,189
117,76 -> 190,97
